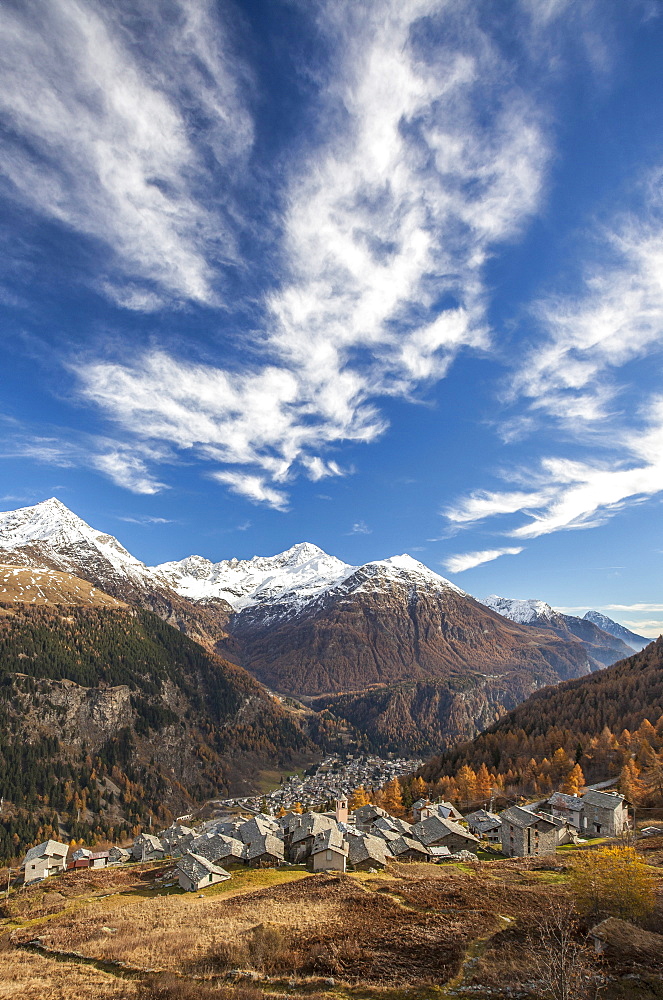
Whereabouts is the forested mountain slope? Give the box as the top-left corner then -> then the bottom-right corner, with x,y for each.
0,593 -> 312,861
419,638 -> 663,797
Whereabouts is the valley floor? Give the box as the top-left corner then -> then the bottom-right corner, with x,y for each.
1,844 -> 662,1000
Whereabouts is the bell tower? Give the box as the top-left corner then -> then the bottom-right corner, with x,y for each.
335,797 -> 349,824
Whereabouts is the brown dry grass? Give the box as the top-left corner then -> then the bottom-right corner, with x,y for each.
8,868 -> 529,986
0,938 -> 136,999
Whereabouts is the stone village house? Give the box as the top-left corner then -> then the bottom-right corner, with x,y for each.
21,840 -> 68,884
310,827 -> 349,872
500,806 -> 557,857
176,852 -> 230,892
412,815 -> 480,853
581,790 -> 628,837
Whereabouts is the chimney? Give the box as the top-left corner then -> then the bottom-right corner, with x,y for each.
335,797 -> 349,824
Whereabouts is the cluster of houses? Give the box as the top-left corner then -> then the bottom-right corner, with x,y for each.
463,787 -> 629,859
19,797 -> 482,892
224,754 -> 423,814
18,786 -> 629,892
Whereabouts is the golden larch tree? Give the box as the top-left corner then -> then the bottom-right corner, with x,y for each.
568,846 -> 656,921
561,763 -> 585,796
349,785 -> 370,809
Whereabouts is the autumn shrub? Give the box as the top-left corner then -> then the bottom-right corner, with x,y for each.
210,923 -> 288,974
303,938 -> 369,975
568,846 -> 656,921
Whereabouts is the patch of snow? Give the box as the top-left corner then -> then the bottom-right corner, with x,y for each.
482,594 -> 557,624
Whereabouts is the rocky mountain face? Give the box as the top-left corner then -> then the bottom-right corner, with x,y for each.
220,556 -> 596,697
0,574 -> 314,842
482,595 -> 634,668
583,610 -> 650,651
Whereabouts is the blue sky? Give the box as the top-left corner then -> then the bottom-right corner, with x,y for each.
1,0 -> 662,635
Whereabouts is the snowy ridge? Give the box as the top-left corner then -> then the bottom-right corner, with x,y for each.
0,497 -> 164,589
156,549 -> 465,613
0,498 -> 468,616
482,594 -> 557,624
154,543 -> 354,611
583,610 -> 649,651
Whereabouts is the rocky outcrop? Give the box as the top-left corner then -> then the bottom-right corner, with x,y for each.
9,675 -> 134,744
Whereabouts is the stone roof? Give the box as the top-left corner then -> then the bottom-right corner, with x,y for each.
373,816 -> 398,833
468,814 -> 502,835
238,816 -> 276,844
246,834 -> 285,861
582,789 -> 624,810
291,815 -> 335,844
311,827 -> 348,856
353,804 -> 388,823
176,852 -> 230,883
135,833 -> 163,849
347,833 -> 392,866
23,840 -> 68,864
72,848 -> 93,860
549,792 -> 584,811
413,815 -> 479,846
160,823 -> 195,843
500,806 -> 556,830
189,834 -> 245,863
465,809 -> 500,824
389,836 -> 429,857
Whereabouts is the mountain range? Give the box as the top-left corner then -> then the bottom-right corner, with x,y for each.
481,595 -> 641,664
0,497 -> 652,753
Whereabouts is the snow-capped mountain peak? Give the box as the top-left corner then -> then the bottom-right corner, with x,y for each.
154,543 -> 355,610
583,610 -> 650,651
0,497 -> 156,586
482,594 -> 557,625
358,554 -> 466,593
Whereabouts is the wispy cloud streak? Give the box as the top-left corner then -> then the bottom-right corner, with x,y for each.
443,173 -> 663,554
76,0 -> 551,504
0,0 -> 252,306
443,546 -> 524,573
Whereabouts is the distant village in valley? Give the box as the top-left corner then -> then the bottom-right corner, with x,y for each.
219,754 -> 425,814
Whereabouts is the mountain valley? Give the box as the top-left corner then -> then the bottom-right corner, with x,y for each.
0,498 -> 655,767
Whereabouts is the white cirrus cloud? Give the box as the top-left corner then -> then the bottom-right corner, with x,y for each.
445,166 -> 663,542
443,488 -> 557,525
513,174 -> 663,425
211,470 -> 289,511
0,426 -> 168,495
75,0 -> 554,505
0,0 -> 252,307
348,521 -> 372,535
443,546 -> 524,573
621,620 -> 662,636
118,515 -> 174,525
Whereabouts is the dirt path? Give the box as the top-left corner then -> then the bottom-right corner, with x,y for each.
437,914 -> 513,998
